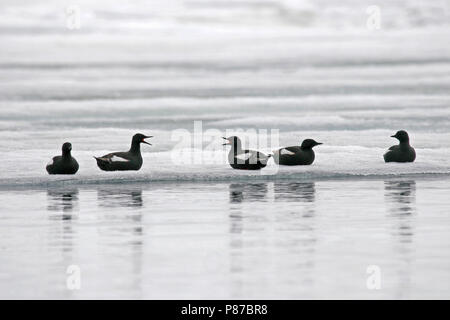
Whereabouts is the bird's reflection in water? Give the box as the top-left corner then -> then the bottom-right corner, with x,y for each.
274,182 -> 315,203
96,187 -> 144,243
274,182 -> 316,218
97,187 -> 144,209
385,179 -> 416,242
96,186 -> 145,297
47,188 -> 79,220
385,180 -> 416,217
384,180 -> 416,298
228,183 -> 268,235
46,188 -> 79,258
229,183 -> 268,203
228,181 -> 317,295
228,183 -> 269,295
97,187 -> 144,240
273,181 -> 317,286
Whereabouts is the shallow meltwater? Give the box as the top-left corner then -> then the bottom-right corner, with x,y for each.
0,177 -> 449,299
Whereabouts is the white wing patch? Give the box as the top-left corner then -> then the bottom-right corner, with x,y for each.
280,148 -> 295,155
235,151 -> 268,164
235,153 -> 252,161
111,155 -> 130,162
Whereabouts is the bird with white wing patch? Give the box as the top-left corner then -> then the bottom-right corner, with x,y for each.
223,136 -> 271,170
273,139 -> 322,166
94,133 -> 152,171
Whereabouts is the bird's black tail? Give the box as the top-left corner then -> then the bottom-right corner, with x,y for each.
94,156 -> 107,165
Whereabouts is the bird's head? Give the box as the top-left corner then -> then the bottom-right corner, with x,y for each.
222,136 -> 242,147
133,133 -> 153,145
62,142 -> 72,154
301,139 -> 323,149
391,130 -> 409,143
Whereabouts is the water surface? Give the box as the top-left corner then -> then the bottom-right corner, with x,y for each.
1,177 -> 449,299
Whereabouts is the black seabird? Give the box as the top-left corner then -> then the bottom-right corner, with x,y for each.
94,133 -> 152,171
273,139 -> 322,166
46,142 -> 79,175
383,130 -> 416,163
223,136 -> 271,170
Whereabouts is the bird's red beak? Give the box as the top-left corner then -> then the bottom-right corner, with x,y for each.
222,137 -> 230,145
142,136 -> 153,145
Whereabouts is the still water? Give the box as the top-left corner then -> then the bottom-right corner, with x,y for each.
0,177 -> 449,299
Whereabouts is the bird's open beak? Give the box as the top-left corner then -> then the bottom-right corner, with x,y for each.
142,135 -> 153,145
222,137 -> 230,146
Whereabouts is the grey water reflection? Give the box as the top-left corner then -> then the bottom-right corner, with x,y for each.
274,181 -> 317,287
97,187 -> 144,238
227,182 -> 269,297
385,180 -> 416,217
47,188 -> 79,220
228,183 -> 268,234
228,182 -> 318,295
46,188 -> 79,264
96,186 -> 145,297
274,182 -> 316,203
96,186 -> 145,244
384,180 -> 417,298
97,187 -> 143,209
384,179 -> 416,243
228,183 -> 268,203
274,182 -> 316,218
